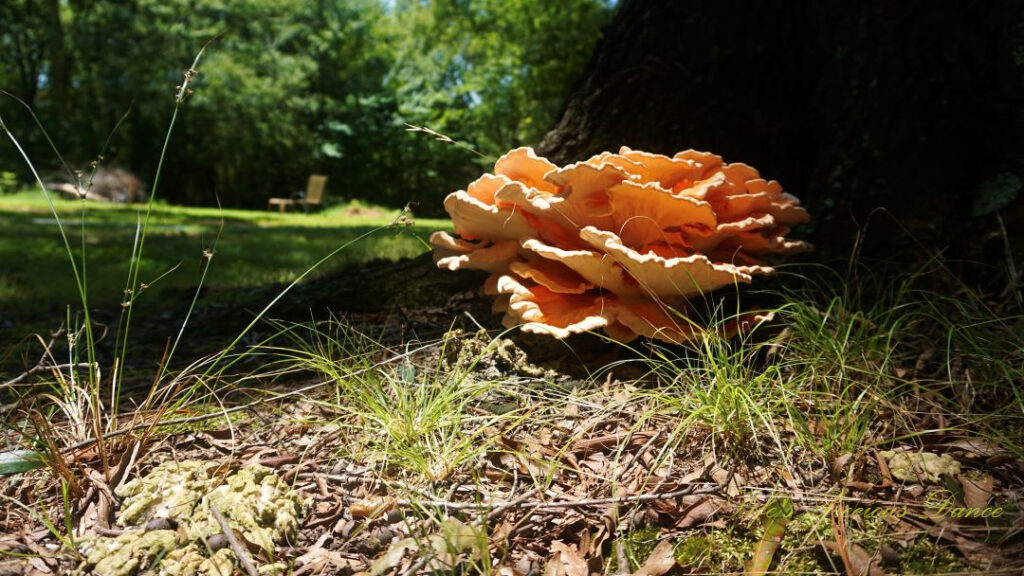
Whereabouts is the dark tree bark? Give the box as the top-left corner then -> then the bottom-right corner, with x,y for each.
539,0 -> 1024,265
42,0 -> 69,117
12,30 -> 41,107
1,1 -> 46,108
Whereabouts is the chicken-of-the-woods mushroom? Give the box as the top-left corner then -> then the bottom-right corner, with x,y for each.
430,147 -> 810,343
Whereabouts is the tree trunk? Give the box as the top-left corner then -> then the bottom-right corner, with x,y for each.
43,0 -> 69,117
539,0 -> 1023,264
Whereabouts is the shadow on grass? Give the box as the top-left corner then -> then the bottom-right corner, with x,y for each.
0,207 -> 443,352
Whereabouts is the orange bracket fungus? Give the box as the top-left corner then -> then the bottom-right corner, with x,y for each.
430,147 -> 810,343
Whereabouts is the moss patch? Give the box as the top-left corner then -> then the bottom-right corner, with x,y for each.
666,510 -> 972,575
673,528 -> 754,573
900,538 -> 971,574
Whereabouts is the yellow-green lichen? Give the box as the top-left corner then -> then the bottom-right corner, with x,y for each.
80,530 -> 178,576
881,451 -> 961,484
441,329 -> 559,381
76,460 -> 306,576
160,546 -> 235,576
200,463 -> 304,552
115,460 -> 213,525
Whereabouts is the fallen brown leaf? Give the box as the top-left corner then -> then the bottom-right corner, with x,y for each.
821,541 -> 885,576
631,539 -> 676,576
676,496 -> 724,529
544,541 -> 588,576
942,437 -> 1007,458
350,495 -> 397,519
958,473 -> 994,509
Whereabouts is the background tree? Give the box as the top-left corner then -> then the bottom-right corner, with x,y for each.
387,0 -> 609,156
0,2 -> 48,116
538,0 -> 1023,265
0,0 -> 614,212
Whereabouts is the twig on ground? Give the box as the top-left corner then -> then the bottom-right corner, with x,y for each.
315,477 -> 720,512
210,503 -> 258,576
613,430 -> 661,483
1,326 -> 76,391
318,470 -> 437,502
486,488 -> 539,521
1,363 -> 96,390
93,525 -> 132,537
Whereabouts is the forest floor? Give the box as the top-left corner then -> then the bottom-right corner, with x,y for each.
1,198 -> 1022,576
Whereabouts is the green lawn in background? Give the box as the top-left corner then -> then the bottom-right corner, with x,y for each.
0,191 -> 451,332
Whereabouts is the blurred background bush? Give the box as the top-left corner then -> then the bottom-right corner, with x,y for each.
0,0 -> 614,212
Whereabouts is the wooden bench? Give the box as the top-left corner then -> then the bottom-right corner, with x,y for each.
267,175 -> 328,213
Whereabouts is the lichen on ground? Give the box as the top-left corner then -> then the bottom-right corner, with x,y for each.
440,329 -> 562,382
203,464 -> 304,552
881,451 -> 961,484
76,460 -> 305,576
115,460 -> 212,526
159,546 -> 235,576
81,530 -> 179,576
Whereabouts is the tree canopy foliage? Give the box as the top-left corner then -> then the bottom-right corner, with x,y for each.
0,0 -> 613,212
